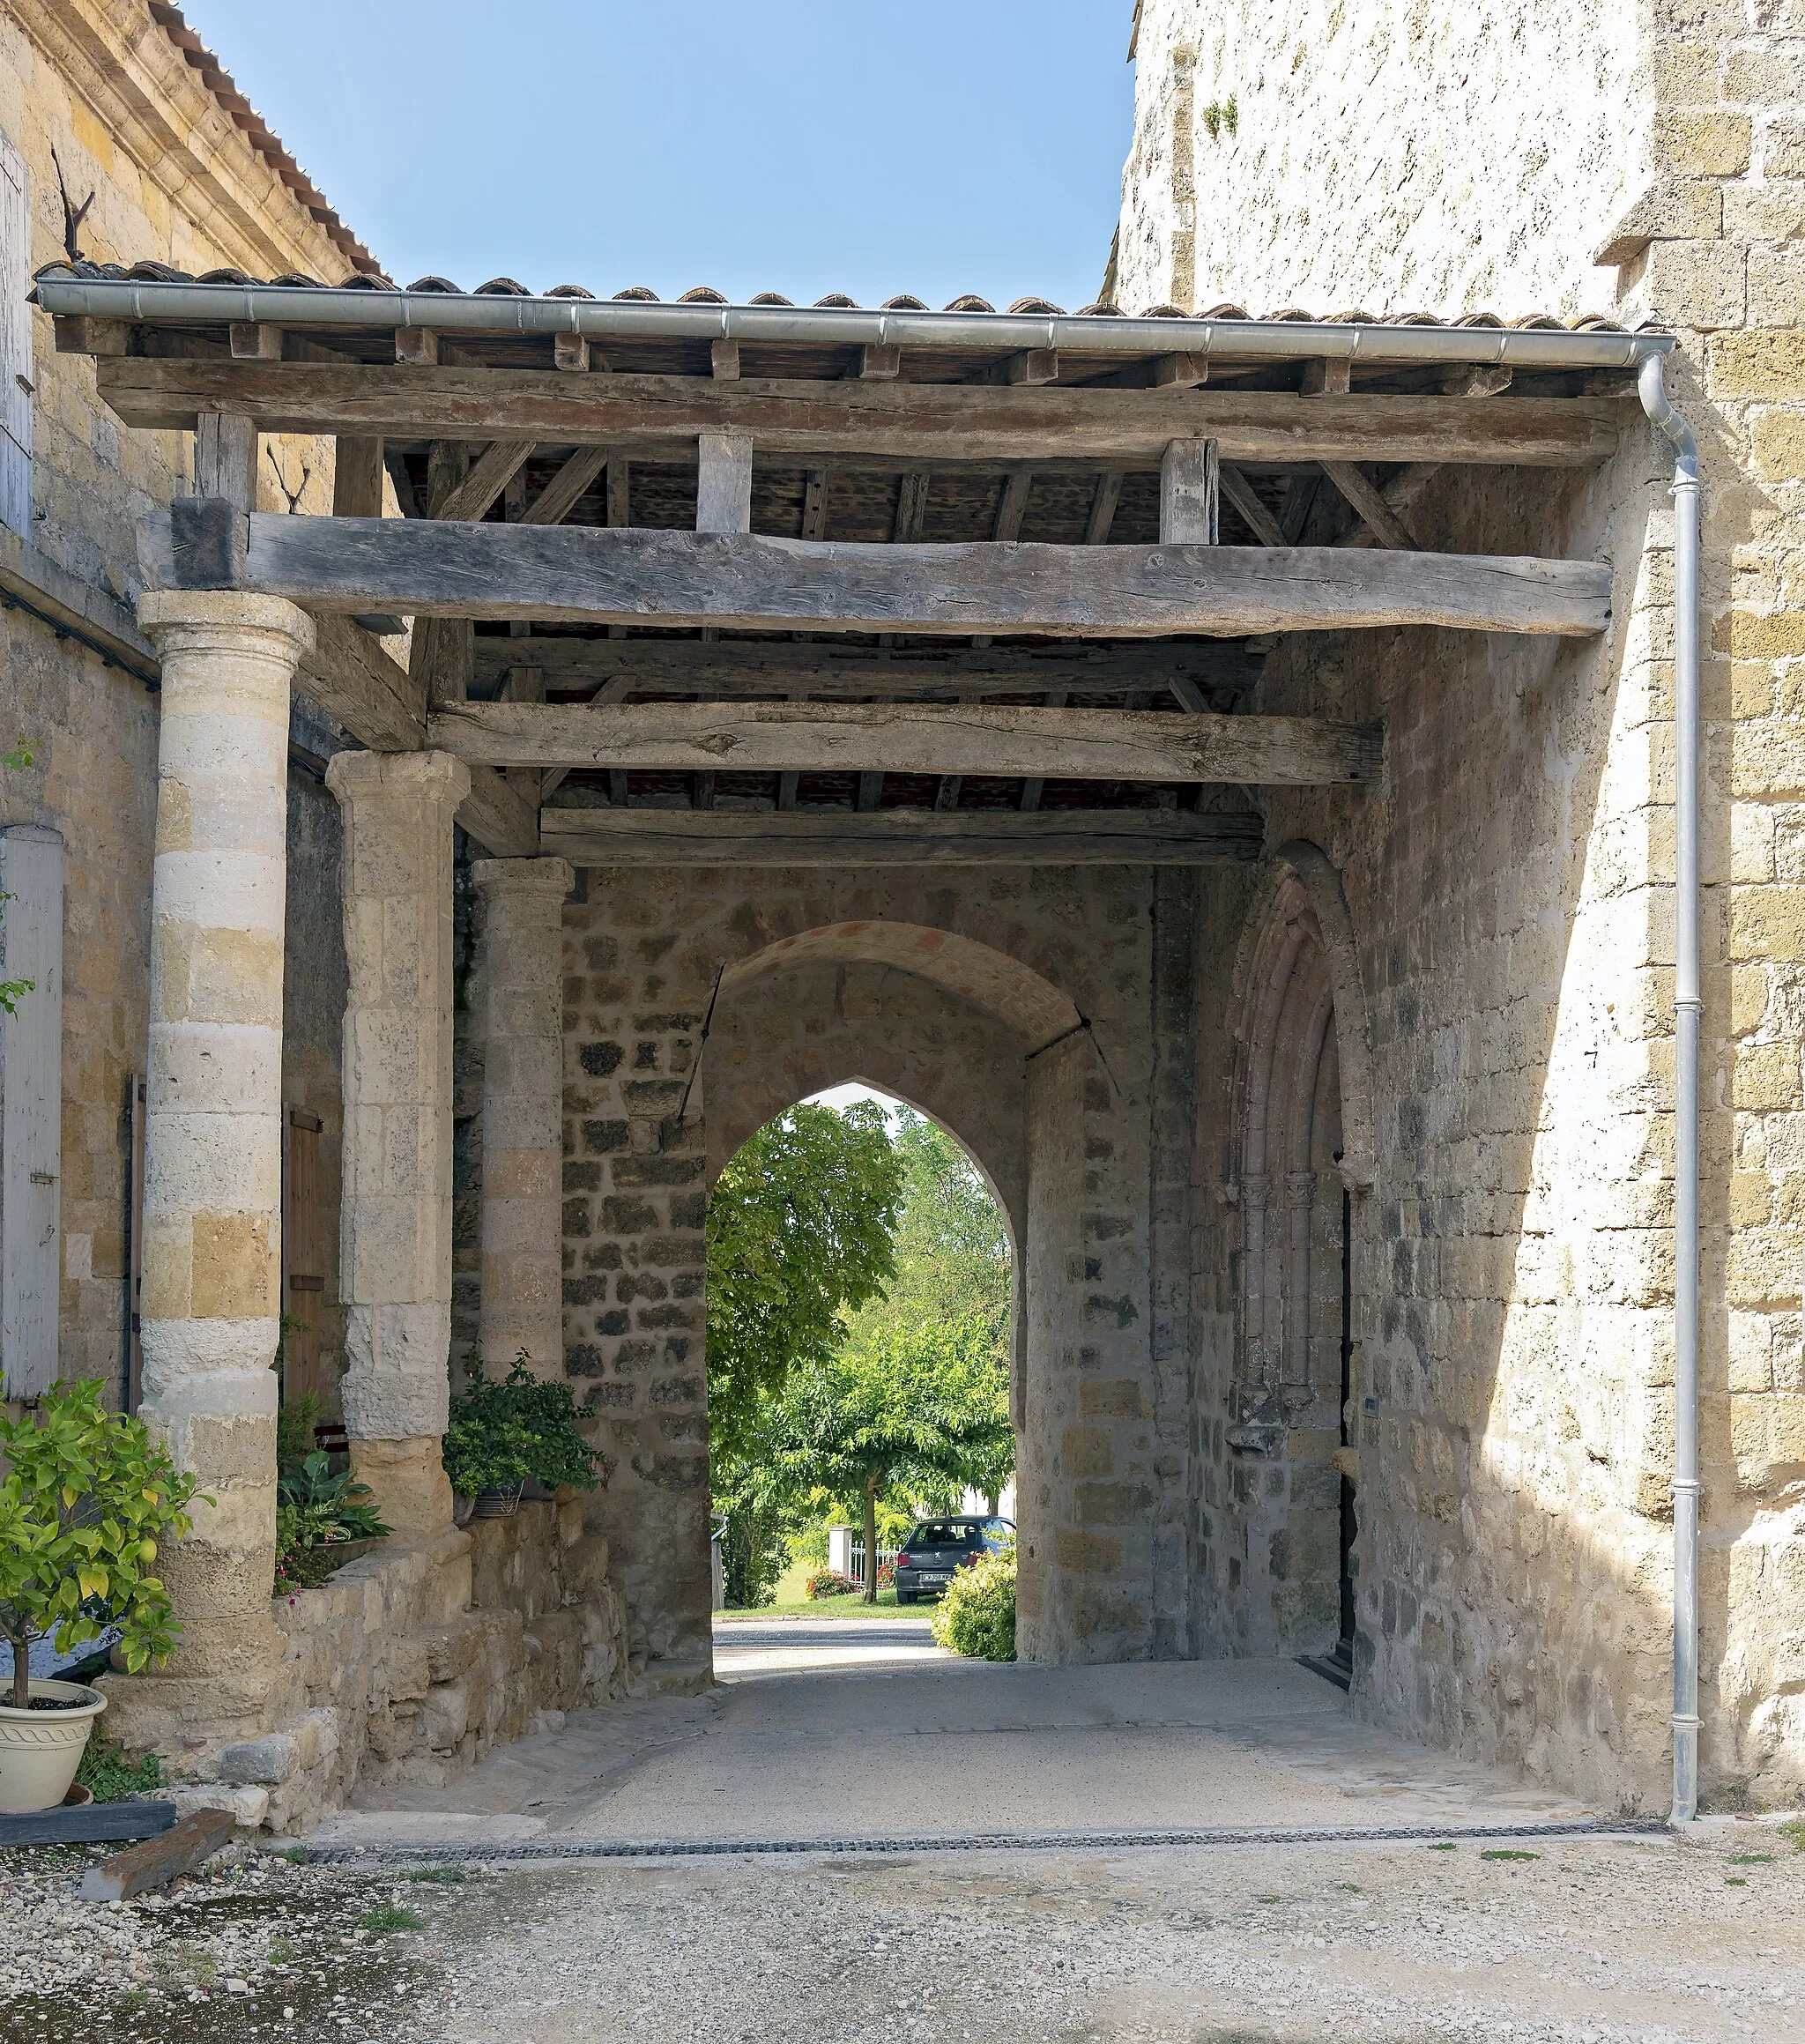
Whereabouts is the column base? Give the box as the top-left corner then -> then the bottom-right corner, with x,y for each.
350,1436 -> 455,1537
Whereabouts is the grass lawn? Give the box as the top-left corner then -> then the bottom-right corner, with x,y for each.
713,1555 -> 938,1621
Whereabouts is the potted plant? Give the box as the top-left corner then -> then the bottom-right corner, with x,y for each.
0,1379 -> 200,1812
443,1352 -> 604,1520
274,1453 -> 391,1592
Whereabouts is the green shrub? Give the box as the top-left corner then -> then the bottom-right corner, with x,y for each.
442,1353 -> 602,1499
275,1453 -> 390,1592
931,1542 -> 1015,1661
275,1390 -> 321,1474
805,1567 -> 859,1600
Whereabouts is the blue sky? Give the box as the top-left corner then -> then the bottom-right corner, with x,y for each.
176,3 -> 1136,311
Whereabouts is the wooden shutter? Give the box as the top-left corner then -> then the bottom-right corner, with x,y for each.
0,129 -> 29,537
128,1071 -> 145,1409
0,827 -> 63,1397
280,1104 -> 325,1406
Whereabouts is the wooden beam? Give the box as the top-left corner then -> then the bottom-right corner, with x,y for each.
1301,359 -> 1352,397
54,314 -> 131,356
605,456 -> 630,529
1019,687 -> 1068,811
992,470 -> 1034,543
194,412 -> 256,510
144,515 -> 1614,639
332,435 -> 385,518
893,471 -> 931,543
297,614 -> 427,750
395,327 -> 438,365
470,635 -> 1262,696
857,770 -> 884,811
934,775 -> 963,810
458,762 -> 540,857
1084,473 -> 1124,546
801,467 -> 829,541
1321,461 -> 1422,550
1001,349 -> 1058,386
696,431 -> 753,534
229,322 -> 284,361
1161,439 -> 1220,545
711,338 -> 741,382
383,448 -> 420,518
99,360 -> 1622,469
521,444 -> 609,526
433,439 -> 535,522
540,805 -> 1266,866
429,699 -> 1385,784
553,332 -> 591,374
858,345 -> 902,381
1153,352 -> 1209,389
1443,364 -> 1512,398
1217,463 -> 1286,547
1337,463 -> 1444,550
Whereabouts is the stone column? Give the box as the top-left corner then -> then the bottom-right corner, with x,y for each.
134,591 -> 315,1728
473,858 -> 574,1379
325,751 -> 470,1536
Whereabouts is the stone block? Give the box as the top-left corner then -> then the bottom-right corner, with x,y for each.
213,1733 -> 297,1786
1749,245 -> 1805,328
1710,329 -> 1805,398
1654,108 -> 1752,179
1727,182 -> 1805,243
1639,239 -> 1748,330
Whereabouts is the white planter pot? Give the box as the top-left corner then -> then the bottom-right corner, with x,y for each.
0,1677 -> 108,1813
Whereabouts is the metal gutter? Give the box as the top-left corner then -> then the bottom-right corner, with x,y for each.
1638,352 -> 1702,1827
32,274 -> 1675,373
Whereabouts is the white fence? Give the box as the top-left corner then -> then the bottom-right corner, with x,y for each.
827,1525 -> 897,1582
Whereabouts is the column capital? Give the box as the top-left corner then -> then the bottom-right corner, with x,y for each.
326,747 -> 471,813
473,856 -> 576,898
137,589 -> 316,664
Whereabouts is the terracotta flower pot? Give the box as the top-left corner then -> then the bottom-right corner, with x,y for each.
0,1677 -> 108,1814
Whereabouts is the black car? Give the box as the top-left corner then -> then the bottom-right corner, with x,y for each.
893,1515 -> 1014,1604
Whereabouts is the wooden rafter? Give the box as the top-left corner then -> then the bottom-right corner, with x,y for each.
426,699 -> 1385,786
100,360 -> 1620,469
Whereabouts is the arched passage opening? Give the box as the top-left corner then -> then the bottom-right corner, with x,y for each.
1227,844 -> 1376,1672
706,1076 -> 1018,1613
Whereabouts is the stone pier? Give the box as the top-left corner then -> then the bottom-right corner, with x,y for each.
326,751 -> 470,1537
473,858 -> 573,1381
126,591 -> 315,1743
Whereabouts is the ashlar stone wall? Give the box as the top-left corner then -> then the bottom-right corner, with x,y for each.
1121,0 -> 1805,1809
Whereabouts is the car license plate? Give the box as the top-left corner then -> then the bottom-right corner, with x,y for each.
920,1571 -> 951,1583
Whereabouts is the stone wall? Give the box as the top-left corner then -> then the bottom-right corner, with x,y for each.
554,862 -> 1183,1684
1120,0 -> 1805,1810
170,1503 -> 628,1835
0,0 -> 361,1405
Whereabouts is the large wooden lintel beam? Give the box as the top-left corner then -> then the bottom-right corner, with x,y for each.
540,805 -> 1266,867
141,512 -> 1613,641
286,613 -> 536,856
97,359 -> 1619,470
427,700 -> 1385,786
471,635 -> 1264,696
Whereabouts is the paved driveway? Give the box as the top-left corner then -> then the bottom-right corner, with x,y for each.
316,1637 -> 1592,1854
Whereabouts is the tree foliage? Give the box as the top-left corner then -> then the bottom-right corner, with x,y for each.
0,1378 -> 201,1706
705,1102 -> 904,1466
759,1314 -> 1012,1601
847,1111 -> 1012,1365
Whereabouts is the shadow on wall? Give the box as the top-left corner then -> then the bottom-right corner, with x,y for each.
1207,449 -> 1779,1812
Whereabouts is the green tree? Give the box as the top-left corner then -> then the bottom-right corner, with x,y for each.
0,740 -> 34,1016
761,1314 -> 1012,1602
0,1378 -> 202,1706
706,1102 -> 904,1603
848,1110 -> 1012,1371
706,1102 -> 904,1465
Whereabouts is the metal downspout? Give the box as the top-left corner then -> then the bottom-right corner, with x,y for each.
1639,353 -> 1702,1825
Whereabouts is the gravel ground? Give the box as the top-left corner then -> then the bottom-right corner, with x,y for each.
4,1823 -> 1802,2042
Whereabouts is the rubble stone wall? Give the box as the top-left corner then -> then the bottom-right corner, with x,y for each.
556,863 -> 1183,1683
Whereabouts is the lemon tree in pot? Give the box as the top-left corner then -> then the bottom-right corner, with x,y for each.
0,1379 -> 200,1811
